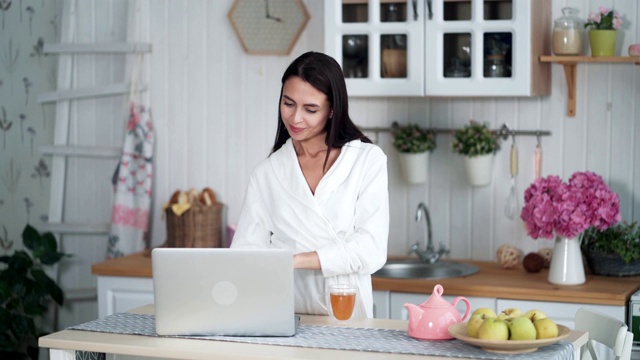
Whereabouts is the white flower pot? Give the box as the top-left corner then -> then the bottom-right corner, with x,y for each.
398,151 -> 429,184
462,154 -> 494,187
548,236 -> 586,285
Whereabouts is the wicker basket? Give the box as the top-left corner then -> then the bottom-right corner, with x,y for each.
584,249 -> 640,277
165,202 -> 224,248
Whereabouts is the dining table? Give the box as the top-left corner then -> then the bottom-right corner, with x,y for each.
39,304 -> 587,360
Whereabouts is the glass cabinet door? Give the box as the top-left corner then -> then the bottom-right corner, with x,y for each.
441,1 -> 472,79
342,34 -> 369,78
325,0 -> 424,97
379,2 -> 407,80
341,1 -> 369,79
438,0 -> 513,80
481,1 -> 512,79
425,0 -> 546,97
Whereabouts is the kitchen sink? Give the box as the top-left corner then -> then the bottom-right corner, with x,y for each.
373,260 -> 479,279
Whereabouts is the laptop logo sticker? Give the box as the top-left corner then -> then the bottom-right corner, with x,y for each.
211,281 -> 238,305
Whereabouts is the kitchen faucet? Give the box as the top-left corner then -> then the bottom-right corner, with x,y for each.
409,202 -> 450,263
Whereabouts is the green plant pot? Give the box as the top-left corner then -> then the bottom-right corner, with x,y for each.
589,30 -> 617,57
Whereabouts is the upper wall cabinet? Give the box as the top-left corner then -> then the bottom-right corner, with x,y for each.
324,0 -> 552,97
325,0 -> 425,96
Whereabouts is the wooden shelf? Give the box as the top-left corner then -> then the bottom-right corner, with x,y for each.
539,55 -> 640,117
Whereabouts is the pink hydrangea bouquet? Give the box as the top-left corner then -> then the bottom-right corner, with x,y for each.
584,6 -> 623,30
520,171 -> 621,239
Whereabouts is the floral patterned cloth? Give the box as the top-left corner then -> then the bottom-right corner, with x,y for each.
107,102 -> 154,259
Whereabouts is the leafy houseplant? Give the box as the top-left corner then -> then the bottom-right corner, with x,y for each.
584,6 -> 624,56
581,222 -> 640,277
584,6 -> 623,30
451,121 -> 499,157
392,123 -> 436,154
0,225 -> 67,359
392,123 -> 436,184
452,121 -> 499,187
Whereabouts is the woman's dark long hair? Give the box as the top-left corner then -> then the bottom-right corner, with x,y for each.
271,52 -> 371,170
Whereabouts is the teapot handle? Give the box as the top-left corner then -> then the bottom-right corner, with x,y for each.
451,296 -> 471,321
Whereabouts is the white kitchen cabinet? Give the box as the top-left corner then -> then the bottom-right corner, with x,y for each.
373,290 -> 391,319
389,292 -> 496,321
325,0 -> 424,96
97,276 -> 154,319
324,0 -> 551,97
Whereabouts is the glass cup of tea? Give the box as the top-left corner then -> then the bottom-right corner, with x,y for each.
329,284 -> 357,321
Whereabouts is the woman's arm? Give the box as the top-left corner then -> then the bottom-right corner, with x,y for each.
230,174 -> 272,249
294,251 -> 321,269
316,146 -> 389,277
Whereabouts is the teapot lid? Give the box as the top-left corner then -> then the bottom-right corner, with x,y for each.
419,284 -> 451,308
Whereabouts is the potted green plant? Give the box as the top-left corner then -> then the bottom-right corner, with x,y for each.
392,123 -> 436,184
0,224 -> 67,359
584,6 -> 624,56
581,222 -> 640,277
452,121 -> 500,187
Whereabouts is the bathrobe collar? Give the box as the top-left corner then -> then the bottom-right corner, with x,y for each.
269,138 -> 360,203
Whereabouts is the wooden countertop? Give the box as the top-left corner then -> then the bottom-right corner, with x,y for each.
92,252 -> 640,306
92,250 -> 153,277
373,259 -> 640,306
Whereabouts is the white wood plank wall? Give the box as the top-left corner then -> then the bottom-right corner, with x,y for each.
55,0 -> 638,327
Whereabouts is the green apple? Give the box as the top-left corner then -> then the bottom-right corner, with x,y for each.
467,314 -> 487,338
477,318 -> 509,340
523,309 -> 547,322
471,307 -> 497,319
533,318 -> 559,339
507,317 -> 537,340
497,307 -> 523,320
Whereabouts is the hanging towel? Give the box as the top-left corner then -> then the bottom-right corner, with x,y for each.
107,102 -> 154,259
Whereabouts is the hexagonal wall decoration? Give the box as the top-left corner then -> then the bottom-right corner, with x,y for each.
228,0 -> 310,55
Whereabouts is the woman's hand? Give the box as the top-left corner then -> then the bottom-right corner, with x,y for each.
293,251 -> 321,270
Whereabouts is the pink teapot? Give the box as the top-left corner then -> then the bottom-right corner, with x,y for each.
404,284 -> 470,340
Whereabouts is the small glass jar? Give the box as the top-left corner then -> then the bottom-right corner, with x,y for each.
445,57 -> 471,78
484,55 -> 509,78
553,7 -> 583,55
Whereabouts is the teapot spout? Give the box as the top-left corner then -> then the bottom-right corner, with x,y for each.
404,303 -> 423,330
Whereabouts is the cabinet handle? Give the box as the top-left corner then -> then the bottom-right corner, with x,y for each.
426,0 -> 433,20
412,0 -> 419,20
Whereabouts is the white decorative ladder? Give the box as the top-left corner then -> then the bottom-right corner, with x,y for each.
37,0 -> 151,306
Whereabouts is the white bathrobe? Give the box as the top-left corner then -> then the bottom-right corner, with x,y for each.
231,139 -> 389,318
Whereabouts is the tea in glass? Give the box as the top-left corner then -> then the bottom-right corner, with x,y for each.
329,284 -> 357,320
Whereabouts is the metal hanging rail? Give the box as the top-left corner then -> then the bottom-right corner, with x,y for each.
360,122 -> 551,142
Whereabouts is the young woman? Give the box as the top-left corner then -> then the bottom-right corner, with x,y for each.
231,52 -> 389,319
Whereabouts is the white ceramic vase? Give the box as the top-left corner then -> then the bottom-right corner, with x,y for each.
548,236 -> 586,285
398,151 -> 429,184
462,154 -> 494,187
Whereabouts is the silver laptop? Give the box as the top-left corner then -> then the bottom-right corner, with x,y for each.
152,247 -> 296,336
